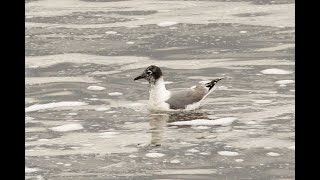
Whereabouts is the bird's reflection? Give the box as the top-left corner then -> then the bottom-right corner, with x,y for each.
149,113 -> 169,146
148,111 -> 211,146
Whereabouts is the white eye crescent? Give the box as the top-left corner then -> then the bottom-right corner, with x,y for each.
147,70 -> 152,75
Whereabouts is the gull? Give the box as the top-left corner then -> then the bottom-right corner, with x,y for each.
134,65 -> 224,111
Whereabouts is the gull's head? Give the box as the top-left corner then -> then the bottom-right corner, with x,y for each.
134,65 -> 163,84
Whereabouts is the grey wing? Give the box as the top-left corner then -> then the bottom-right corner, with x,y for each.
165,87 -> 207,109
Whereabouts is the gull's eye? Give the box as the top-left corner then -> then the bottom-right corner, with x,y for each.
146,70 -> 152,75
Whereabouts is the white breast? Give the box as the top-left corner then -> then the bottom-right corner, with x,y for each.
148,77 -> 171,111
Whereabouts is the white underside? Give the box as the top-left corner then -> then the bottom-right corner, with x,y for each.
148,102 -> 171,111
148,77 -> 171,111
185,102 -> 201,111
148,101 -> 202,112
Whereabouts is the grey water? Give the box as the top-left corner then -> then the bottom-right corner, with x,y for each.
25,0 -> 295,179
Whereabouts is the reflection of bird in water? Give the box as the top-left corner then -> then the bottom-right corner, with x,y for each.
149,114 -> 169,146
134,65 -> 224,111
167,111 -> 210,123
148,111 -> 211,146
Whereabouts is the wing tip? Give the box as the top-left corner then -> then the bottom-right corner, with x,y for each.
205,77 -> 224,90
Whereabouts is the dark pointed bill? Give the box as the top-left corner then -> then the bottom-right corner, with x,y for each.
134,74 -> 145,81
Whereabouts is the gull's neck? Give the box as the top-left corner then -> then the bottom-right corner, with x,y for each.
150,76 -> 167,91
149,76 -> 169,103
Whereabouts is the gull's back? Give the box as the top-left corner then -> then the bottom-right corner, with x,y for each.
165,86 -> 207,110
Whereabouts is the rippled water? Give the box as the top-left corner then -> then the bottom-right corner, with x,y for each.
25,0 -> 295,179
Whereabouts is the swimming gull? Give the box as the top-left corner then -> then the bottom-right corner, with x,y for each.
134,65 -> 224,111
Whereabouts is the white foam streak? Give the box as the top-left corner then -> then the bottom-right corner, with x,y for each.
108,92 -> 123,96
218,151 -> 239,156
275,80 -> 295,85
25,167 -> 39,173
25,101 -> 87,112
157,21 -> 178,27
169,117 -> 237,126
87,86 -> 106,91
49,123 -> 83,132
261,69 -> 293,75
145,152 -> 165,158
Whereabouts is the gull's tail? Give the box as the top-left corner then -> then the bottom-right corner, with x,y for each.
205,77 -> 224,91
198,77 -> 225,103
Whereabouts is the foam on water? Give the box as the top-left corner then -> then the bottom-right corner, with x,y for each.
108,92 -> 123,96
25,167 -> 39,173
170,159 -> 181,164
217,86 -> 228,90
275,80 -> 295,85
87,86 -> 106,91
36,175 -> 44,180
288,145 -> 295,150
253,100 -> 273,104
261,69 -> 293,75
246,121 -> 257,125
218,151 -> 239,156
255,44 -> 294,52
95,107 -> 111,111
157,21 -> 178,27
25,101 -> 88,112
25,116 -> 34,121
37,139 -> 49,142
26,76 -> 100,85
105,31 -> 117,34
187,148 -> 200,153
26,97 -> 37,104
98,132 -> 120,138
192,126 -> 210,130
169,117 -> 237,126
145,152 -> 165,158
235,159 -> 244,162
49,123 -> 83,132
266,152 -> 281,156
159,169 -> 217,175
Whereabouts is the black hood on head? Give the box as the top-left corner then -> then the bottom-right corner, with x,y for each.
147,65 -> 162,80
134,65 -> 163,83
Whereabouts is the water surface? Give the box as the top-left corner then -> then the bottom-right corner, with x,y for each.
25,0 -> 295,179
